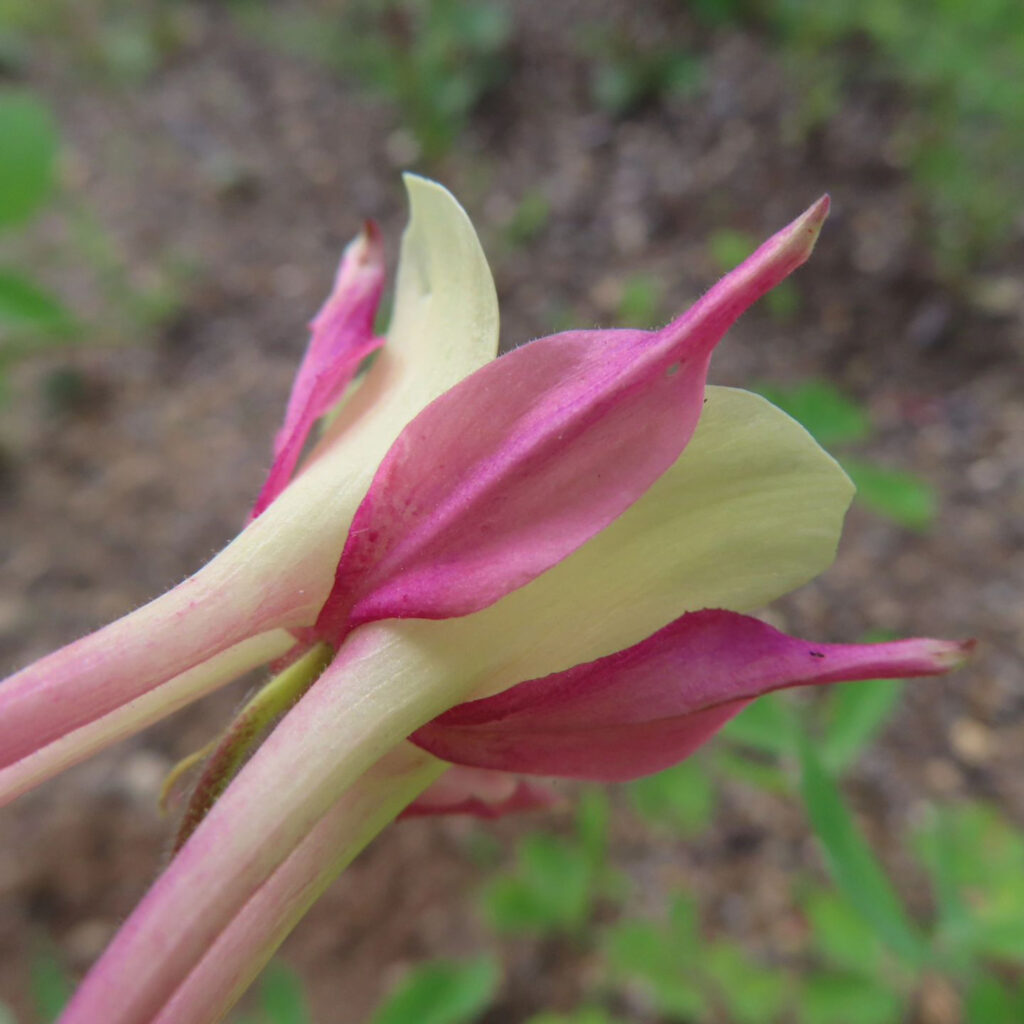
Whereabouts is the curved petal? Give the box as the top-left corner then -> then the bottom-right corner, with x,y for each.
250,223 -> 386,519
0,176 -> 498,774
389,385 -> 859,699
318,198 -> 829,636
210,174 -> 500,632
400,765 -> 559,819
411,610 -> 973,781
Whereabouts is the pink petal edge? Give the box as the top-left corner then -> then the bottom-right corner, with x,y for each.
400,765 -> 560,819
317,197 -> 830,640
411,609 -> 973,781
250,222 -> 386,519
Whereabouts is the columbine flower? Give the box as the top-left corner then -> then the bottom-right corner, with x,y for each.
0,177 -> 969,1024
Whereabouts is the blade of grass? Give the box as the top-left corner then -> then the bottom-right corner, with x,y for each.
370,958 -> 498,1024
797,735 -> 928,969
820,678 -> 905,772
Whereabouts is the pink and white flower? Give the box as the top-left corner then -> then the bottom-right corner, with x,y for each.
0,177 -> 970,1024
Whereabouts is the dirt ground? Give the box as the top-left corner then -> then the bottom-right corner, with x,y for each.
1,2 -> 1021,1021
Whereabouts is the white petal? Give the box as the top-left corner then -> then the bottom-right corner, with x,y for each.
202,176 -> 501,628
387,173 -> 501,393
396,386 -> 855,693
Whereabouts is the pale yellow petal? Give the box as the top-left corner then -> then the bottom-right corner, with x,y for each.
195,177 -> 501,629
386,173 -> 500,390
397,386 -> 855,693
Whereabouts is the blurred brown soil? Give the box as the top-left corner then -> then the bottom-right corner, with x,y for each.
0,2 -> 1021,1022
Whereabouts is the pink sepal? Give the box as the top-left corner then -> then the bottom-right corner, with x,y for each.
400,766 -> 560,820
411,610 -> 973,781
317,198 -> 830,640
250,223 -> 386,519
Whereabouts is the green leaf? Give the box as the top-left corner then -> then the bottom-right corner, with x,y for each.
704,942 -> 789,1024
616,273 -> 662,328
721,693 -> 797,756
258,962 -> 311,1024
689,0 -> 749,27
503,188 -> 550,246
801,887 -> 888,975
481,833 -> 593,936
819,677 -> 905,772
797,972 -> 904,1024
842,458 -> 936,530
0,90 -> 59,230
626,757 -> 715,836
30,947 -> 72,1023
0,270 -> 75,335
522,834 -> 592,927
713,748 -> 790,793
797,736 -> 927,967
591,63 -> 641,116
753,380 -> 870,448
667,893 -> 701,951
370,958 -> 498,1024
575,788 -> 610,871
964,975 -> 1024,1024
908,807 -> 974,964
481,874 -> 554,933
526,1010 -> 624,1024
708,228 -> 756,271
764,280 -> 801,322
604,910 -> 707,1019
912,803 -> 1024,964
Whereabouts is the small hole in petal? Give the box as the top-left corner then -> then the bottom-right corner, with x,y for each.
666,362 -> 681,377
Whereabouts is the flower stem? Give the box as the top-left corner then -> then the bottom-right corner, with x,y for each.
174,643 -> 334,851
0,629 -> 295,808
154,745 -> 447,1024
61,621 -> 475,1024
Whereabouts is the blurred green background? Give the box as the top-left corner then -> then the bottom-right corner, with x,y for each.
0,1 -> 1020,1022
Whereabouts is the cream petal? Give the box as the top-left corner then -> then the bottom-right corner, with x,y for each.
215,174 -> 502,629
395,385 -> 856,694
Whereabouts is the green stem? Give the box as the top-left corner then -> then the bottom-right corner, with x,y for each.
174,643 -> 334,851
